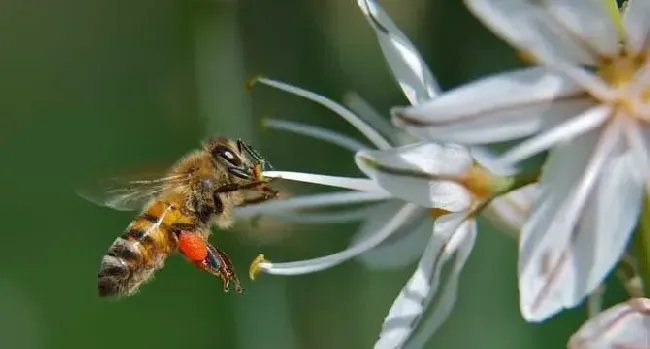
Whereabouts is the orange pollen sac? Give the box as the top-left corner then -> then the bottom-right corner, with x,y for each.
178,232 -> 209,261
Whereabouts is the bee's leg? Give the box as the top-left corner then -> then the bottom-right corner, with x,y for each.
215,181 -> 267,193
175,230 -> 242,294
203,243 -> 243,294
240,193 -> 278,206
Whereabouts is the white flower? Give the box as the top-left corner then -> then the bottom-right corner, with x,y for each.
241,1 -> 538,348
240,78 -> 478,349
391,0 -> 648,322
568,297 -> 650,349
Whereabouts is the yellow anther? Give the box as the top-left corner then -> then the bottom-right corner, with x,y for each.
249,254 -> 268,281
429,208 -> 451,219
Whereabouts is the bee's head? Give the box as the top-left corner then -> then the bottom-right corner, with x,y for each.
203,137 -> 273,180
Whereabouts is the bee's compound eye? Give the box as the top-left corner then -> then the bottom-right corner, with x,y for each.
212,146 -> 241,166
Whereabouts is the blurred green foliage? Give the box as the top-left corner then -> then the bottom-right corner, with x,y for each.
0,0 -> 625,348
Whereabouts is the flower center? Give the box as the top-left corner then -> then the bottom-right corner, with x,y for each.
598,52 -> 650,120
457,163 -> 501,200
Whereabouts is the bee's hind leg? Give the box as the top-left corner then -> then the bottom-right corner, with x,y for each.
176,230 -> 242,294
202,243 -> 243,294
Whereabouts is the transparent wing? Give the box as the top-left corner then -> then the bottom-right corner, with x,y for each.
76,167 -> 186,211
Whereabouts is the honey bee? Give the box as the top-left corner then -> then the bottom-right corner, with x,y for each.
78,137 -> 278,298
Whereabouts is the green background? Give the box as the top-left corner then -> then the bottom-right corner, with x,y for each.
0,1 -> 624,348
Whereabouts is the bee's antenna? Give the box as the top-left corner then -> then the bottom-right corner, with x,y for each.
238,139 -> 274,171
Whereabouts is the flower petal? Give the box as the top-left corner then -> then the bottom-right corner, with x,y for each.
623,0 -> 650,55
623,118 -> 650,190
373,213 -> 475,349
519,124 -> 642,322
396,98 -> 593,145
542,0 -> 619,57
357,0 -> 440,104
394,67 -> 580,123
392,67 -> 589,144
359,142 -> 472,176
464,0 -> 599,64
352,203 -> 430,270
355,143 -> 472,211
404,220 -> 477,349
257,203 -> 420,275
568,298 -> 650,349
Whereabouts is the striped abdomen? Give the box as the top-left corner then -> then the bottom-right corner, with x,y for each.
97,200 -> 194,297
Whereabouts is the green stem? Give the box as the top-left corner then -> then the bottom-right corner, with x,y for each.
505,169 -> 540,193
634,194 -> 650,297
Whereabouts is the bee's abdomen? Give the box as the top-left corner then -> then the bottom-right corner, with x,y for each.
98,237 -> 142,297
97,210 -> 178,298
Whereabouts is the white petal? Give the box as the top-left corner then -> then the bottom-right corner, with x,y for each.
568,298 -> 650,349
262,171 -> 386,192
623,119 -> 650,190
543,0 -> 619,57
394,67 -> 580,123
264,118 -> 368,152
483,184 -> 538,236
234,190 -> 391,219
353,203 -> 430,270
498,105 -> 611,165
357,0 -> 440,104
358,142 -> 472,176
255,77 -> 392,149
392,67 -> 589,144
623,0 -> 650,55
395,96 -> 592,145
404,219 -> 477,349
355,143 -> 472,211
519,129 -> 604,321
373,213 -> 475,349
519,124 -> 641,322
464,0 -> 598,64
259,203 -> 420,275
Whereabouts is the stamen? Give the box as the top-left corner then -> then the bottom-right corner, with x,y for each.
249,254 -> 267,280
262,171 -> 387,192
263,118 -> 368,152
343,92 -> 399,142
234,191 -> 391,219
253,77 -> 392,149
267,207 -> 374,224
251,203 -> 420,275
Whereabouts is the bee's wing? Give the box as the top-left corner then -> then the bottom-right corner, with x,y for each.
77,169 -> 186,211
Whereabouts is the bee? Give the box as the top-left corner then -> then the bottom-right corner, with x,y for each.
78,137 -> 278,298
